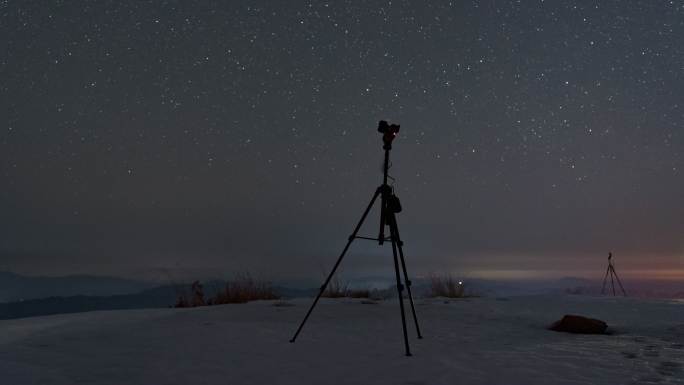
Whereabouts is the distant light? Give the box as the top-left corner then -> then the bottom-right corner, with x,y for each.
458,281 -> 463,285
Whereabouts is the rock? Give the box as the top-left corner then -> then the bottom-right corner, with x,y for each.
549,314 -> 608,334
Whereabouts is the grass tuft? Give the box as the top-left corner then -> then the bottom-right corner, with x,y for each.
322,277 -> 371,298
175,273 -> 279,307
427,273 -> 468,298
211,272 -> 279,304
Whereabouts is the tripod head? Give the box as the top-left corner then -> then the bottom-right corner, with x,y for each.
377,120 -> 400,186
378,120 -> 400,150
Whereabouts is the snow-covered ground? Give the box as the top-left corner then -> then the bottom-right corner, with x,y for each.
1,295 -> 682,385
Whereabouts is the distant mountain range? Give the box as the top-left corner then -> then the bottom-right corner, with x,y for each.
0,272 -> 321,320
0,271 -> 680,321
0,286 -> 178,320
0,271 -> 156,303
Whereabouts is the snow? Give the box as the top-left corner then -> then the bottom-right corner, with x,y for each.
1,295 -> 682,385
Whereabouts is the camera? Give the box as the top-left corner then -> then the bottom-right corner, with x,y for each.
377,120 -> 400,146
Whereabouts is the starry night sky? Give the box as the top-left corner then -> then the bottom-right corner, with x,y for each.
1,1 -> 682,281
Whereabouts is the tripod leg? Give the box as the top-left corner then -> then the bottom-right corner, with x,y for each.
378,187 -> 387,245
601,265 -> 610,295
610,267 -> 616,296
612,267 -> 627,296
390,232 -> 412,356
290,187 -> 382,343
388,213 -> 422,339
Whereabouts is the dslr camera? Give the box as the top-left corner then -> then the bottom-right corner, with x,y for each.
377,120 -> 400,148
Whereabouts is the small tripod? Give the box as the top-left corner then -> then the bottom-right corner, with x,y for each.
289,120 -> 422,356
601,252 -> 627,296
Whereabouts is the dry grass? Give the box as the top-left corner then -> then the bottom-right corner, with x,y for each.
322,277 -> 371,298
175,273 -> 279,307
428,273 -> 467,298
210,273 -> 279,304
322,277 -> 349,298
174,280 -> 206,308
174,296 -> 190,308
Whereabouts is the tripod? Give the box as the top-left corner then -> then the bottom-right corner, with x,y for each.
601,252 -> 627,296
289,121 -> 422,356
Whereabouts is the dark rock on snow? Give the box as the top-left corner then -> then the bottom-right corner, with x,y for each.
549,314 -> 608,334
